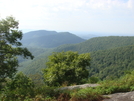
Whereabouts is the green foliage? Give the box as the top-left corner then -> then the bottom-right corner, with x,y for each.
43,51 -> 90,86
1,70 -> 134,101
71,88 -> 103,101
0,16 -> 34,83
6,72 -> 34,90
19,48 -> 53,75
1,72 -> 35,100
88,76 -> 100,83
90,45 -> 134,79
95,70 -> 134,95
55,36 -> 134,53
68,70 -> 134,101
19,36 -> 134,81
18,47 -> 48,63
28,73 -> 44,86
21,44 -> 134,83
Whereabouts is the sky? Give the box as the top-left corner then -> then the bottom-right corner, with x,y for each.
0,0 -> 134,36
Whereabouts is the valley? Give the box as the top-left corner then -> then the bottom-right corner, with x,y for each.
19,30 -> 134,81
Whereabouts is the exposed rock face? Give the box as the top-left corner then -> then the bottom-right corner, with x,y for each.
58,84 -> 100,90
103,91 -> 134,101
57,84 -> 134,101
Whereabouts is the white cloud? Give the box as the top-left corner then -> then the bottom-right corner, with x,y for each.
85,0 -> 130,10
0,0 -> 132,17
127,0 -> 134,9
0,0 -> 134,34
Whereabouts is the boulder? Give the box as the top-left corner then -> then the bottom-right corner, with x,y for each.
103,91 -> 134,101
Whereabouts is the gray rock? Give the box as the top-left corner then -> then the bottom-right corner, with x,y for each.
57,84 -> 100,90
103,91 -> 134,101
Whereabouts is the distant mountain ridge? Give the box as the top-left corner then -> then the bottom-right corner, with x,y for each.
21,30 -> 85,48
22,30 -> 57,39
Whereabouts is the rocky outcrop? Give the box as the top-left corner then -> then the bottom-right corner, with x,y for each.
57,84 -> 134,101
103,91 -> 134,101
58,84 -> 100,90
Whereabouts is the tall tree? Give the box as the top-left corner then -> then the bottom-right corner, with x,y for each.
0,16 -> 34,83
43,51 -> 90,86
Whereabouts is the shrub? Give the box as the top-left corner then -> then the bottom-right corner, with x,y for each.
1,72 -> 35,100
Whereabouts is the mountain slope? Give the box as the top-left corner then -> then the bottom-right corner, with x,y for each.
90,45 -> 134,79
19,36 -> 134,79
21,30 -> 85,48
20,44 -> 134,80
54,36 -> 134,53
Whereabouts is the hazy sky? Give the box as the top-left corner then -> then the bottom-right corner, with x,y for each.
0,0 -> 134,35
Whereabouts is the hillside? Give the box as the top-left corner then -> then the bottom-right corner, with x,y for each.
90,45 -> 134,79
21,30 -> 85,48
54,36 -> 134,53
19,36 -> 134,80
20,45 -> 134,79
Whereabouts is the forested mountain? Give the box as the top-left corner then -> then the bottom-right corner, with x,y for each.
89,45 -> 134,79
18,47 -> 50,62
54,36 -> 134,53
19,36 -> 134,80
21,30 -> 85,48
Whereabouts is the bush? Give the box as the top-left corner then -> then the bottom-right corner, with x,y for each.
1,68 -> 134,101
1,72 -> 35,100
43,51 -> 90,86
88,76 -> 100,83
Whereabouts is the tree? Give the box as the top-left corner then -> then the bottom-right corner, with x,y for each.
0,16 -> 34,83
43,51 -> 90,86
3,72 -> 35,100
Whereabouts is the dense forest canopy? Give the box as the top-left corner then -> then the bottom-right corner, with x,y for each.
90,45 -> 134,79
54,36 -> 134,53
19,36 -> 134,81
